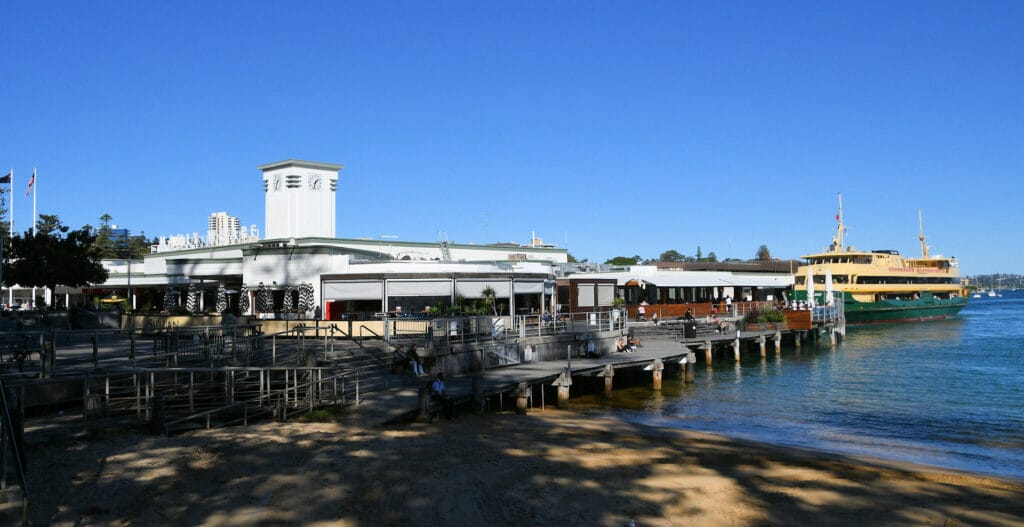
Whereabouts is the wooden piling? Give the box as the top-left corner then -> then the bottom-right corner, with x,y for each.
774,331 -> 782,354
647,358 -> 664,391
704,340 -> 712,363
733,338 -> 741,362
685,352 -> 696,383
552,372 -> 572,409
515,382 -> 529,415
758,335 -> 767,357
600,364 -> 615,397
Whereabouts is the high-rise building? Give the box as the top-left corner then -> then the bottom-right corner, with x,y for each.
208,212 -> 241,246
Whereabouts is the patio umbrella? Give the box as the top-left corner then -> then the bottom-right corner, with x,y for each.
163,286 -> 179,312
299,282 -> 315,313
255,282 -> 271,313
186,284 -> 199,315
215,283 -> 228,314
825,268 -> 835,306
806,267 -> 816,307
238,284 -> 250,315
284,283 -> 298,312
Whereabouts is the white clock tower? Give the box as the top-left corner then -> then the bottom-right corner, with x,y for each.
259,159 -> 343,239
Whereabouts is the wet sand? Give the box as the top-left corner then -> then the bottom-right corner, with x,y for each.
21,410 -> 1024,526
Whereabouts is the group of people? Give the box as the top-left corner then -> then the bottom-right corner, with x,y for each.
392,344 -> 426,376
393,344 -> 457,420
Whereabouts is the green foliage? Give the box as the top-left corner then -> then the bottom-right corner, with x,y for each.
756,245 -> 772,261
660,250 -> 685,262
4,217 -> 109,294
743,306 -> 786,323
605,255 -> 642,265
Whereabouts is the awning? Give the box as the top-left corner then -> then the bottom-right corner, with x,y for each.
512,280 -> 545,295
323,280 -> 383,301
456,280 -> 511,298
386,279 -> 452,297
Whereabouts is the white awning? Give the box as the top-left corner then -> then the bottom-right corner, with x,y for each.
513,280 -> 545,294
387,279 -> 452,297
456,280 -> 511,298
323,280 -> 383,301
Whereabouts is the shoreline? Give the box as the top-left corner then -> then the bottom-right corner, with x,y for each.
23,408 -> 1024,526
575,408 -> 1024,484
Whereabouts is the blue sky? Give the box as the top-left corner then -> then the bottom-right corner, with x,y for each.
2,1 -> 1021,274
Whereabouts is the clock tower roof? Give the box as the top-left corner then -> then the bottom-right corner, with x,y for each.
258,159 -> 344,172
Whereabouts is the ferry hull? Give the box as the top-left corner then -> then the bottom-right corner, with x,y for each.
843,300 -> 967,324
791,291 -> 967,325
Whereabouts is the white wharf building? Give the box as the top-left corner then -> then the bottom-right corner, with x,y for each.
78,159 -> 568,320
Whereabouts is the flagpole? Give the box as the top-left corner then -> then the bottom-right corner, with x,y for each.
32,167 -> 37,236
32,167 -> 38,307
8,168 -> 12,307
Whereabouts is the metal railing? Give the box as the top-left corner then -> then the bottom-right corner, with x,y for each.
511,309 -> 627,338
0,379 -> 29,526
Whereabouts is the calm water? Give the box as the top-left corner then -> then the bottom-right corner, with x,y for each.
574,290 -> 1024,480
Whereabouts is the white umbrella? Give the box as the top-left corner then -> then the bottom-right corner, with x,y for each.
806,267 -> 816,307
825,268 -> 834,306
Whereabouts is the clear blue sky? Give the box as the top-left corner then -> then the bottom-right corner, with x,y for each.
2,1 -> 1021,275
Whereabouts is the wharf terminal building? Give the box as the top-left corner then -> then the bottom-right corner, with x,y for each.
56,159 -> 791,320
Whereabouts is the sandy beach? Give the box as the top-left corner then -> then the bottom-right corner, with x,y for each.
18,409 -> 1024,526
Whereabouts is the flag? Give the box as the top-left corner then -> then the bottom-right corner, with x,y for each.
835,213 -> 840,221
26,169 -> 35,196
0,170 -> 10,184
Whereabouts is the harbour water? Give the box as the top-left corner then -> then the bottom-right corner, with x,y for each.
573,290 -> 1024,480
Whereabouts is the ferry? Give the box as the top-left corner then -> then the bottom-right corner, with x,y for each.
791,194 -> 968,324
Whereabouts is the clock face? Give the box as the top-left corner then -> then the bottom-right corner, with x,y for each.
273,175 -> 283,191
310,175 -> 322,190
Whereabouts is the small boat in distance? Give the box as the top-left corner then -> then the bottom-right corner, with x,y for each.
791,194 -> 968,324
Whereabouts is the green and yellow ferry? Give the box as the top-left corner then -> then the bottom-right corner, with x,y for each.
791,195 -> 968,324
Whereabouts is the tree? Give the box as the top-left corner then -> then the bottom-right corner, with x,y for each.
660,250 -> 685,262
696,246 -> 703,260
706,251 -> 718,262
481,286 -> 498,316
36,213 -> 63,236
605,255 -> 641,266
756,245 -> 772,261
567,253 -> 578,263
4,218 -> 108,300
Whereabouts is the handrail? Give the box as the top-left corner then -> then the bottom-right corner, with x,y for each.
0,379 -> 29,526
162,364 -> 374,431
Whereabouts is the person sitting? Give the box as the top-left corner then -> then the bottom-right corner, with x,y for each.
683,309 -> 695,321
616,337 -> 630,353
408,344 -> 425,377
431,372 -> 455,419
392,345 -> 409,375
